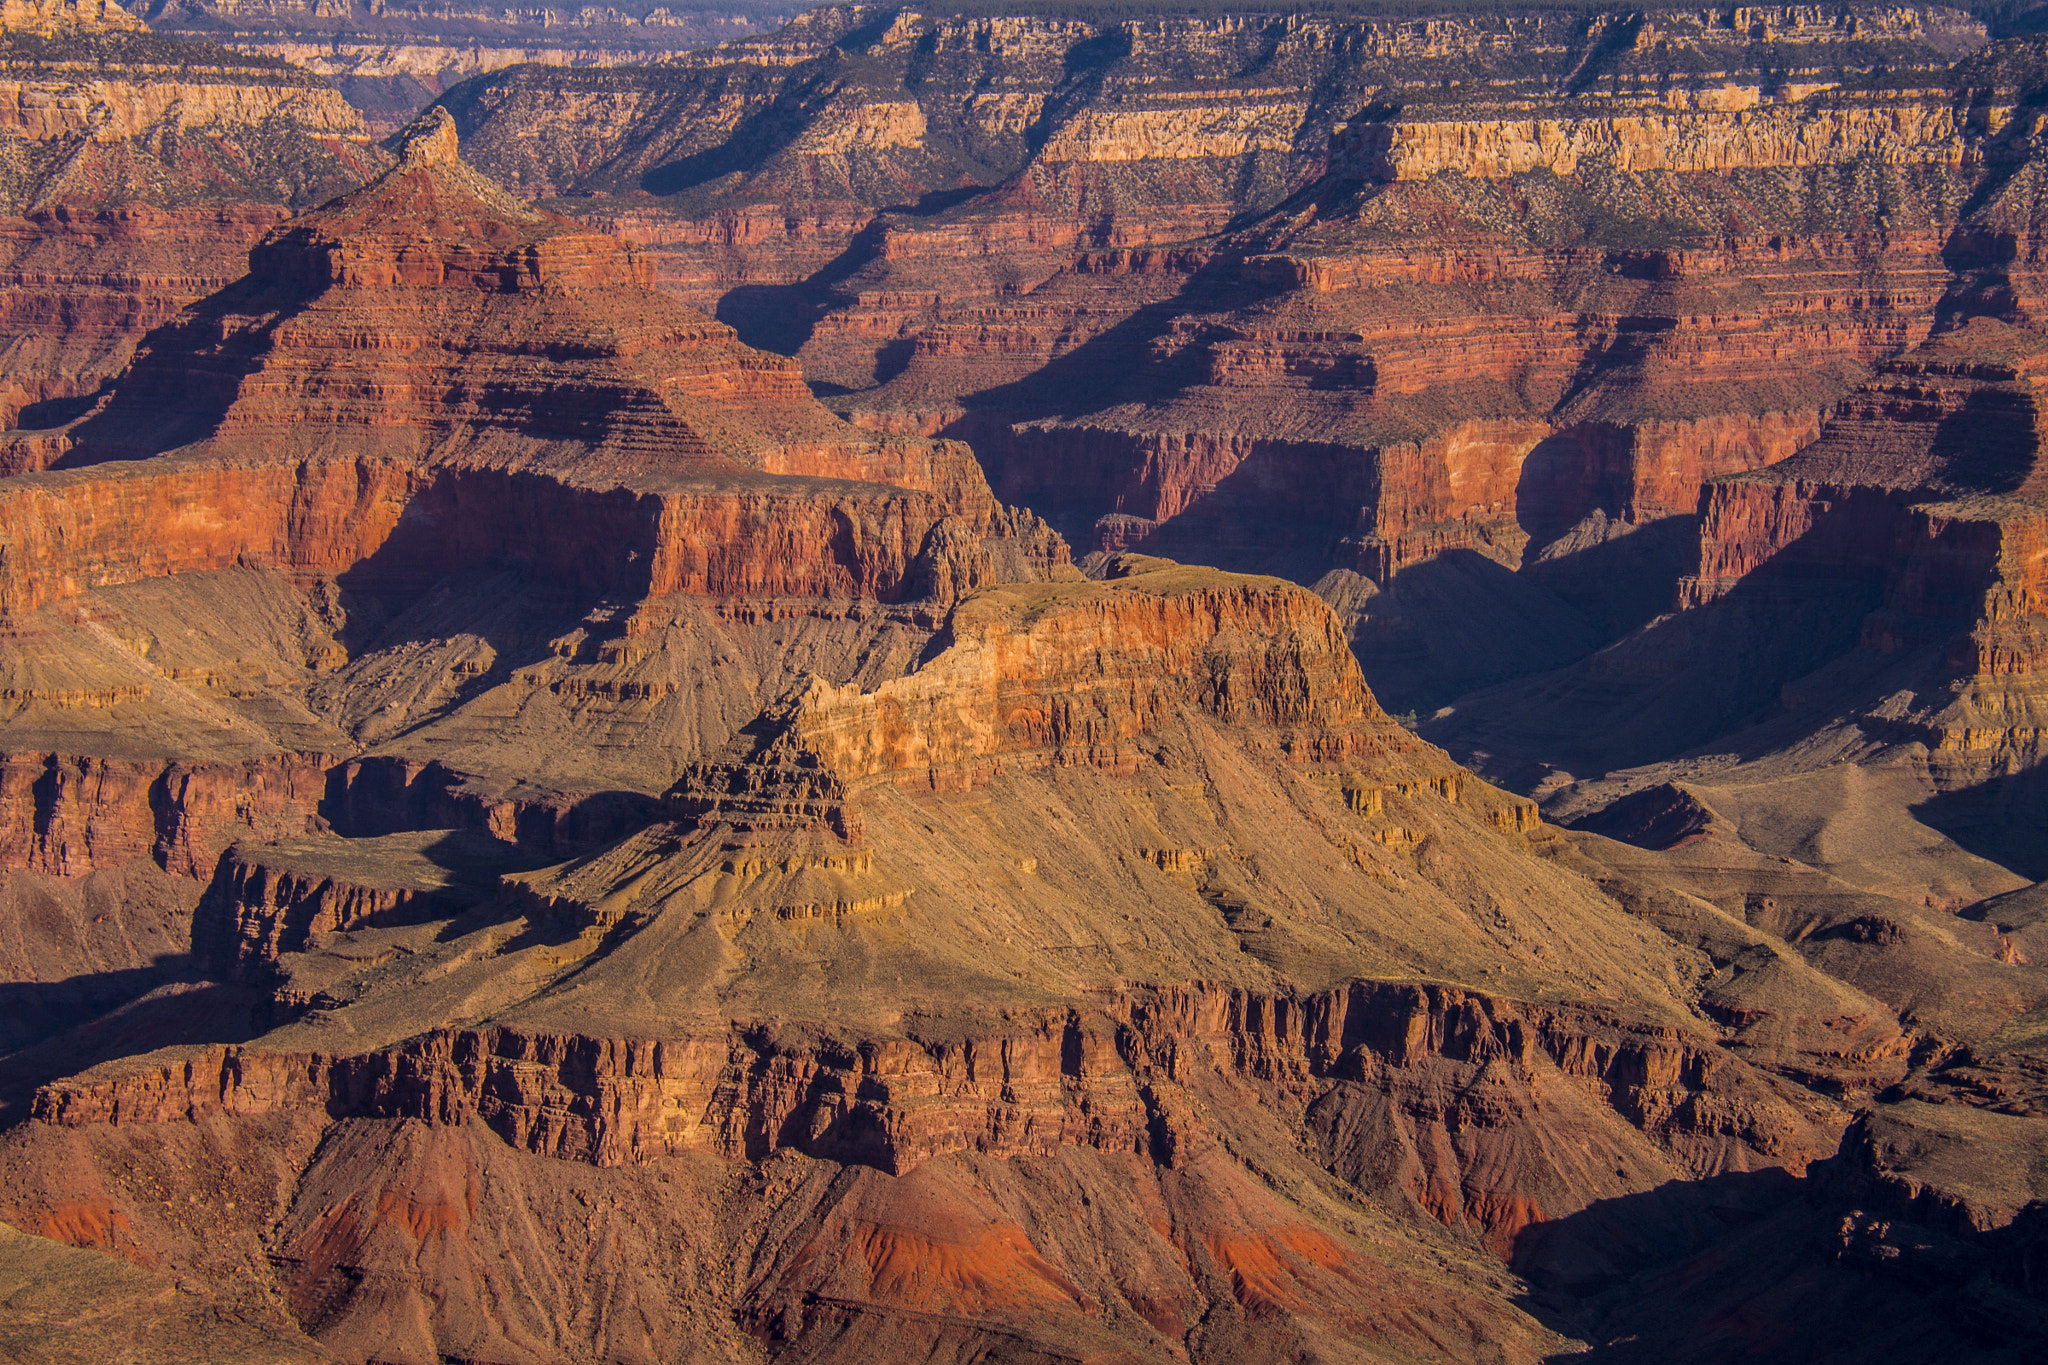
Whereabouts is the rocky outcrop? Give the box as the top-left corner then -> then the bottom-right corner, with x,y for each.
0,455 -> 1047,618
0,108 -> 1066,896
429,5 -> 2032,730
787,559 -> 1392,783
2,108 -> 1061,621
0,749 -> 330,877
665,556 -> 1447,846
140,0 -> 777,133
195,829 -> 524,975
317,757 -> 664,861
0,5 -> 383,427
1340,94 -> 1970,182
449,5 -> 1984,208
0,204 -> 298,431
16,9 -> 2048,1365
28,976 -> 1833,1235
0,0 -> 138,35
1681,319 -> 2048,778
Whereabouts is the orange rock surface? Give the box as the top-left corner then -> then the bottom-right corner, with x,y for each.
2,9 -> 2048,1365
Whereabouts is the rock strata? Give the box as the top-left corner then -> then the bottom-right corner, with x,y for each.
9,7 -> 2048,1364
0,0 -> 382,427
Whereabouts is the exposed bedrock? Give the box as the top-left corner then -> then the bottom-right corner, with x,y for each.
0,205 -> 298,433
136,0 -> 785,135
429,6 -> 2008,618
0,749 -> 331,878
446,4 -> 1987,215
785,559 -> 1391,785
0,109 -> 1069,899
1665,320 -> 2048,778
996,407 -> 1831,581
0,3 -> 386,427
0,113 -> 1062,594
664,557 -> 1444,852
0,457 -> 1042,618
13,11 -> 2048,1362
194,829 -> 534,977
27,977 -> 1833,1242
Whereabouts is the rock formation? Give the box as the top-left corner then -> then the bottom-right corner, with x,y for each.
3,5 -> 2048,1364
4,546 -> 1874,1361
139,0 -> 785,132
0,0 -> 383,431
434,2 -> 2048,900
441,3 -> 2013,710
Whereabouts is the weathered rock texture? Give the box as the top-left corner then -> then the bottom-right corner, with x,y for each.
437,10 -> 2048,959
1,105 -> 1060,609
141,0 -> 786,132
0,0 -> 383,429
0,106 -> 1063,843
435,3 -> 2040,721
6,8 -> 2048,1365
5,558 -> 1889,1363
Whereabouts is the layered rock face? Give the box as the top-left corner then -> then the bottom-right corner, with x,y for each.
10,544 -> 2038,1361
1675,319 -> 2048,781
0,0 -> 382,428
6,8 -> 2048,1365
0,106 -> 1063,869
8,557 -> 1890,1362
438,3 -> 2022,716
437,8 -> 2048,903
139,0 -> 782,132
9,106 -> 1059,613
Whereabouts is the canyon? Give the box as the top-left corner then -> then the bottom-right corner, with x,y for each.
0,1 -> 2045,1363
0,0 -> 385,434
137,0 -> 792,132
430,0 -> 2048,898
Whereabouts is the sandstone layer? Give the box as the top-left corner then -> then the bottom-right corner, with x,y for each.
5,556 -> 1886,1363
435,8 -> 2048,899
437,3 -> 2019,718
0,0 -> 384,429
141,0 -> 784,132
4,6 -> 2048,1364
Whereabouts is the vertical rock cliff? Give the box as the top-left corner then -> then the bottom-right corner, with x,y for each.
3,7 -> 2048,1365
0,0 -> 383,429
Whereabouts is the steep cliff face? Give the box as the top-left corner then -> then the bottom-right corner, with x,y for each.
412,4 -> 2046,792
6,107 -> 1059,616
138,0 -> 783,133
3,557 -> 1886,1362
194,829 -> 528,976
0,749 -> 331,878
785,560 -> 1389,784
1671,318 -> 2048,788
429,6 -> 2017,727
0,1 -> 384,427
10,9 -> 2048,1364
449,4 -> 1985,210
0,107 -> 1066,872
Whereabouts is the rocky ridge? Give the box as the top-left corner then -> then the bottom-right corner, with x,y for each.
3,5 -> 2048,1363
435,6 -> 2012,654
138,0 -> 790,132
433,5 -> 2048,862
5,552 -> 1881,1362
0,0 -> 383,429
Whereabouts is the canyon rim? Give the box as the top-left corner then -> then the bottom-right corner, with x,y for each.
0,0 -> 2046,1362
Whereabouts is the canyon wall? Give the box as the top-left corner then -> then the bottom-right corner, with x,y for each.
430,4 -> 2048,763
0,2 -> 385,426
139,0 -> 782,132
29,978 -> 1830,1209
1675,317 -> 2048,782
427,6 -> 2007,638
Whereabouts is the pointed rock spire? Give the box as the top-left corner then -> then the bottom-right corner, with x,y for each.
390,105 -> 462,170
